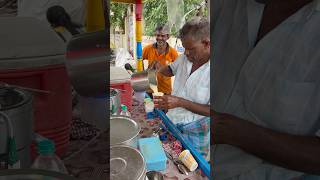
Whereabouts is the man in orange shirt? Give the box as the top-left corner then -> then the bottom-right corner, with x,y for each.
143,24 -> 178,95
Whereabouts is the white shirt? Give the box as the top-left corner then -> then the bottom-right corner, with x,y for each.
212,0 -> 320,179
166,54 -> 210,125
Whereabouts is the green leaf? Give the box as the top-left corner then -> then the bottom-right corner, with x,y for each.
111,0 -> 208,36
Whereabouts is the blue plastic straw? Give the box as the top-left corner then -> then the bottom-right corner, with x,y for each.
154,109 -> 211,178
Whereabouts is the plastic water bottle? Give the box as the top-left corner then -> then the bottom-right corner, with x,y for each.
31,140 -> 68,174
120,104 -> 131,117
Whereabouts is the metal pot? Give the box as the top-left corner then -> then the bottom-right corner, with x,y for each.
66,30 -> 109,97
130,70 -> 157,92
0,87 -> 33,168
110,89 -> 121,115
110,145 -> 146,180
110,116 -> 140,148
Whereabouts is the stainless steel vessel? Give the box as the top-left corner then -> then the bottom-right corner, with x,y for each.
66,30 -> 109,97
0,87 -> 33,168
110,145 -> 146,180
130,70 -> 157,92
110,116 -> 140,148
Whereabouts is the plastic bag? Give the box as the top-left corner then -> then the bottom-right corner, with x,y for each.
115,48 -> 136,69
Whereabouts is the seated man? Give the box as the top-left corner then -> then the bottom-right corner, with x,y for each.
151,17 -> 210,159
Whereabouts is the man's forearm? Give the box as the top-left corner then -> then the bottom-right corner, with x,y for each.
220,117 -> 320,174
179,98 -> 210,116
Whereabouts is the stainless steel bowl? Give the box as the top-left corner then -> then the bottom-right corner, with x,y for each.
110,116 -> 141,148
110,145 -> 146,180
130,70 -> 157,92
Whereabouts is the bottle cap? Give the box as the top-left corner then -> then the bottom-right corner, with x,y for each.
37,140 -> 55,155
121,104 -> 127,111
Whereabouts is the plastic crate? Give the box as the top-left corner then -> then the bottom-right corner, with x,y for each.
110,81 -> 133,112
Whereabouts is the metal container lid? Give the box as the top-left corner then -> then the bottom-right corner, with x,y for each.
110,116 -> 140,146
0,17 -> 66,69
110,146 -> 146,180
0,87 -> 31,111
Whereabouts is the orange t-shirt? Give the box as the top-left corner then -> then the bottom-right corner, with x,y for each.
142,43 -> 178,94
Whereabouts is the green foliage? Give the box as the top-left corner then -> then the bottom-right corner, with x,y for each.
143,0 -> 168,36
183,0 -> 209,19
143,0 -> 208,36
110,0 -> 208,36
110,3 -> 129,31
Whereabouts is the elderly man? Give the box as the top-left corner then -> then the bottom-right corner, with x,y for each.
143,24 -> 178,95
211,0 -> 320,179
151,17 -> 210,158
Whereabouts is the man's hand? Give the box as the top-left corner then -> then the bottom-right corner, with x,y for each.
148,61 -> 163,71
154,95 -> 210,116
148,60 -> 174,77
153,95 -> 181,110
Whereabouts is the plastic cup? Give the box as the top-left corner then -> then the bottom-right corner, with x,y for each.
145,101 -> 154,113
152,92 -> 164,97
178,150 -> 198,172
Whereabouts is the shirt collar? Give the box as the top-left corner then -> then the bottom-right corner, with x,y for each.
187,57 -> 210,69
